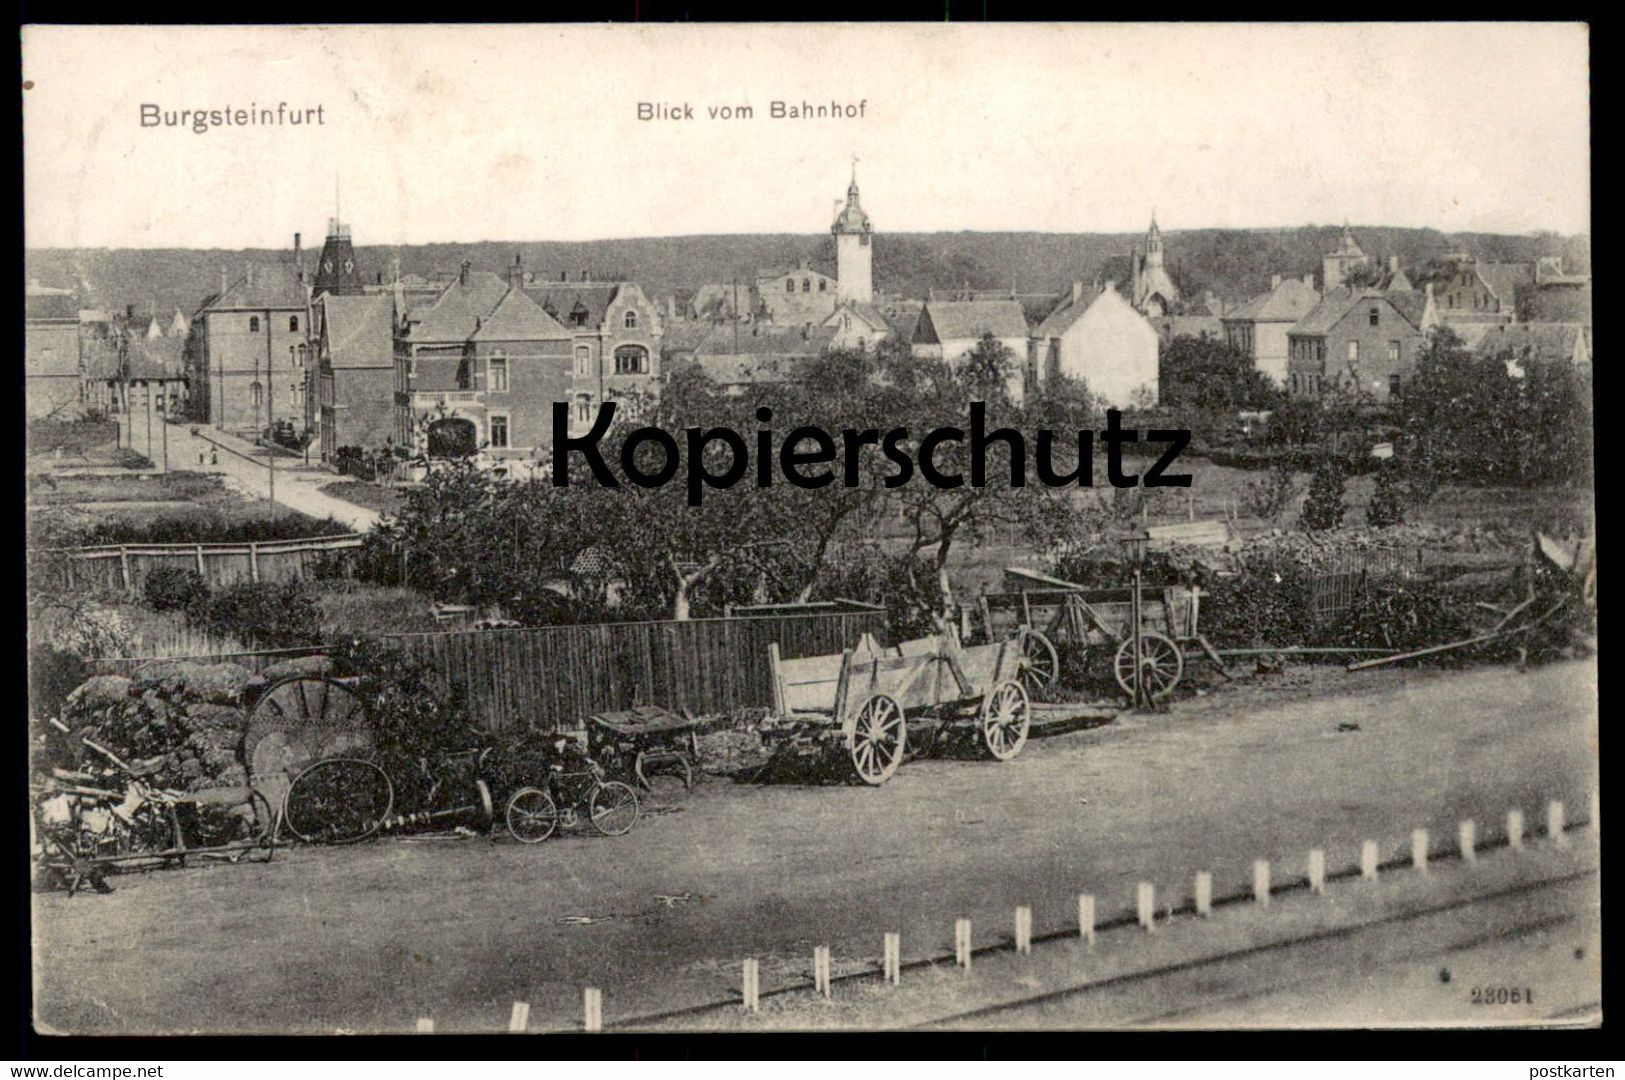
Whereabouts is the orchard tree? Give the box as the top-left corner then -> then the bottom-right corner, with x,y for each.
1300,456 -> 1347,531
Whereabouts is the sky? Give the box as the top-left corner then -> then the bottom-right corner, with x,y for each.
22,23 -> 1591,249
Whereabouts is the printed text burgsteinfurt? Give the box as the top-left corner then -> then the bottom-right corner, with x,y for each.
139,102 -> 327,134
638,99 -> 867,121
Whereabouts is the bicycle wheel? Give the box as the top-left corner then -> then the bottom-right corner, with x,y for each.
505,787 -> 559,844
587,780 -> 640,837
282,758 -> 393,845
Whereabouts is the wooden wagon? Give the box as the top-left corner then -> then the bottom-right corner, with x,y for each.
980,567 -> 1230,703
759,625 -> 1038,785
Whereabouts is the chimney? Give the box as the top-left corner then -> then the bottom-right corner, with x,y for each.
245,262 -> 253,288
509,252 -> 524,289
1271,273 -> 1282,290
1071,280 -> 1084,305
220,267 -> 228,295
459,260 -> 471,287
294,232 -> 304,284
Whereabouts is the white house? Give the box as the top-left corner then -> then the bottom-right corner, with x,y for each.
912,299 -> 1031,401
1030,281 -> 1159,408
822,300 -> 893,350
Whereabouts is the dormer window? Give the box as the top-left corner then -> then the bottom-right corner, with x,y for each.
624,310 -> 637,330
571,311 -> 588,327
1368,307 -> 1379,326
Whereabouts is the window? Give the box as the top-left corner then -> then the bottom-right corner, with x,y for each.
489,356 -> 509,392
250,381 -> 263,407
489,415 -> 509,449
1389,374 -> 1402,397
1387,340 -> 1401,363
1368,307 -> 1379,327
574,345 -> 591,376
623,310 -> 637,330
1347,341 -> 1359,363
613,345 -> 649,374
575,395 -> 595,423
289,316 -> 299,332
786,280 -> 795,294
249,317 -> 260,333
819,280 -> 827,292
802,279 -> 811,293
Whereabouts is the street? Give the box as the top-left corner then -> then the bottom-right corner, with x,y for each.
31,658 -> 1598,1034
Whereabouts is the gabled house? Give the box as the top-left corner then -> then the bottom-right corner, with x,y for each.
314,291 -> 396,462
189,251 -> 312,434
822,300 -> 893,350
1286,286 -> 1439,402
1030,281 -> 1159,408
1437,259 -> 1532,322
1474,322 -> 1592,376
1221,274 -> 1321,386
912,299 -> 1031,402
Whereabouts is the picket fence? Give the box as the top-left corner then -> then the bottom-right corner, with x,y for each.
1304,546 -> 1427,621
41,534 -> 366,594
90,610 -> 887,734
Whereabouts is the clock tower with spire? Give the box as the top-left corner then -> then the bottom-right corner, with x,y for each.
312,218 -> 366,296
831,161 -> 874,304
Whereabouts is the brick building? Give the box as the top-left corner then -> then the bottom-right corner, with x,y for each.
314,291 -> 396,462
1221,274 -> 1321,386
1286,286 -> 1439,402
187,250 -> 312,435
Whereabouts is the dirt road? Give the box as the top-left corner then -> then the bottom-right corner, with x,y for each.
167,422 -> 380,531
32,659 -> 1598,1034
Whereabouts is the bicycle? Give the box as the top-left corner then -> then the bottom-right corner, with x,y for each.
504,739 -> 640,844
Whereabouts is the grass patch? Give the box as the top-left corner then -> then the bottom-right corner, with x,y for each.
319,481 -> 407,517
315,582 -> 442,637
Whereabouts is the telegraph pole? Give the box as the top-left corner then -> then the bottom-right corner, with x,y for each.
266,306 -> 276,513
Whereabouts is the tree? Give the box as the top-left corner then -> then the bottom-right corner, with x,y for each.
1300,456 -> 1346,530
1243,461 -> 1301,522
1340,262 -> 1385,289
1158,335 -> 1282,432
1365,463 -> 1406,527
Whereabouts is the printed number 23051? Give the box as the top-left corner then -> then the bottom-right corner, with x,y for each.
1470,987 -> 1533,1004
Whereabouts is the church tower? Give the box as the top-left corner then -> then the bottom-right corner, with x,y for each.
832,165 -> 873,304
313,218 -> 366,296
1321,221 -> 1370,291
1130,213 -> 1179,316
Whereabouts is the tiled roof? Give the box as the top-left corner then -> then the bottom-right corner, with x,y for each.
1448,322 -> 1497,349
660,321 -> 715,354
920,300 -> 1030,342
1287,287 -> 1362,336
407,272 -> 509,343
470,287 -> 570,342
1034,289 -> 1100,338
1474,322 -> 1589,363
210,263 -> 308,311
693,353 -> 799,386
828,300 -> 891,331
26,292 -> 80,321
881,301 -> 923,343
320,293 -> 396,368
1153,314 -> 1224,340
696,325 -> 835,357
1476,262 -> 1535,304
520,283 -> 621,330
1225,278 -> 1321,324
1384,289 -> 1431,331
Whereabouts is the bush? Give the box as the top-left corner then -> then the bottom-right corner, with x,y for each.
1300,457 -> 1347,531
143,565 -> 210,612
188,580 -> 323,649
1366,465 -> 1407,527
28,642 -> 91,722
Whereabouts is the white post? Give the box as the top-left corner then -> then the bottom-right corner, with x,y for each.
814,946 -> 831,996
1459,820 -> 1477,864
1253,859 -> 1271,907
955,919 -> 972,969
742,959 -> 760,1012
1137,882 -> 1155,931
1361,839 -> 1379,880
1412,828 -> 1429,873
1548,800 -> 1569,848
1508,808 -> 1525,851
508,1001 -> 530,1033
583,987 -> 603,1032
1307,849 -> 1326,895
1078,894 -> 1096,946
882,933 -> 901,985
1015,906 -> 1032,955
415,1017 -> 434,1034
1194,871 -> 1213,916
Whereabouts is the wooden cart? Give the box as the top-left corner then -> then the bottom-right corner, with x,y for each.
979,567 -> 1230,703
760,624 -> 1037,785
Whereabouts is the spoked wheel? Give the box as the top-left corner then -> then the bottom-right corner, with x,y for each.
282,757 -> 394,844
587,781 -> 640,836
250,675 -> 368,730
980,680 -> 1031,761
505,786 -> 559,844
1113,632 -> 1185,703
1019,629 -> 1060,699
846,693 -> 907,786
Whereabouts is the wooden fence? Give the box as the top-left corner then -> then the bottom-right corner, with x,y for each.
39,534 -> 367,595
1305,547 -> 1427,621
88,609 -> 887,734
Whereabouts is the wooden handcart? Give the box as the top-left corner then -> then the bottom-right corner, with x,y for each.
759,624 -> 1038,785
980,567 -> 1231,703
587,706 -> 703,792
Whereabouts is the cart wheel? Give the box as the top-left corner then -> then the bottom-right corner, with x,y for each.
505,787 -> 558,844
980,680 -> 1030,761
470,779 -> 494,833
249,675 -> 368,730
587,781 -> 640,836
1114,633 -> 1185,702
847,693 -> 907,786
1019,629 -> 1060,698
282,757 -> 393,844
